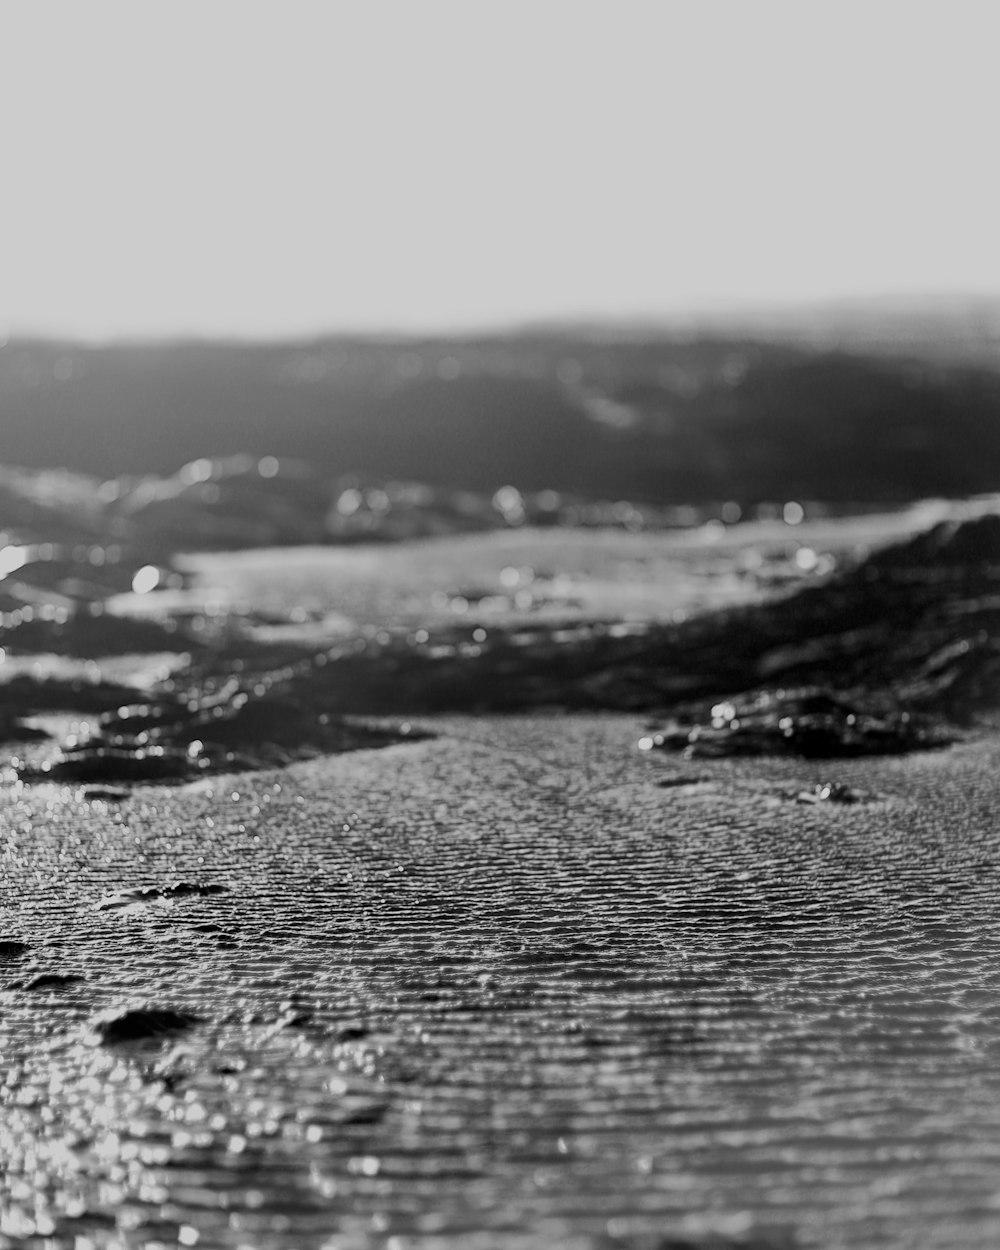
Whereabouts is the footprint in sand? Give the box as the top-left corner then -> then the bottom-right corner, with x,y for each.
85,1005 -> 203,1045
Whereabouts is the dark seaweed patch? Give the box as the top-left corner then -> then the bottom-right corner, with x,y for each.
639,687 -> 955,761
16,683 -> 432,785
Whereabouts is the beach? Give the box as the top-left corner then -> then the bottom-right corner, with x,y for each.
2,510 -> 1000,1249
3,713 -> 1000,1249
7,4 -> 1000,1243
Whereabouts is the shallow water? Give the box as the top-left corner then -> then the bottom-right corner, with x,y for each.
2,716 -> 1000,1249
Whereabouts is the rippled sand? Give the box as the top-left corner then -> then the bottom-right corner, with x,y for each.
3,715 -> 1000,1249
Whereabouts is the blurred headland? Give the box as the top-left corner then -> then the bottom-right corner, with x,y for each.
2,295 -> 999,510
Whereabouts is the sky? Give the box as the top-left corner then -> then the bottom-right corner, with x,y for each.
2,0 -> 999,339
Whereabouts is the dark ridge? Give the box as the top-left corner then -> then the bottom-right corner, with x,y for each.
0,714 -> 48,745
17,683 -> 431,785
4,676 -> 146,713
638,688 -> 955,761
0,456 -> 717,561
863,511 -> 1000,570
23,745 -> 201,784
3,335 -> 1000,504
261,511 -> 998,746
591,511 -> 1000,721
2,612 -> 197,659
5,511 -> 996,777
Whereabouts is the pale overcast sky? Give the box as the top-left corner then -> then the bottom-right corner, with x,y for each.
2,0 -> 998,338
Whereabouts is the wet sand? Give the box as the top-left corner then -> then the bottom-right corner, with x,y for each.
2,508 -> 999,1249
3,717 -> 1000,1249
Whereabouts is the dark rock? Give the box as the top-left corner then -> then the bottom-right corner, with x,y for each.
88,1005 -> 202,1044
0,939 -> 30,959
641,687 -> 955,760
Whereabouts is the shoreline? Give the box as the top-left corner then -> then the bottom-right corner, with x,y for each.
2,501 -> 999,1248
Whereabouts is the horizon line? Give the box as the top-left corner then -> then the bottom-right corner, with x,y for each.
4,289 -> 1000,349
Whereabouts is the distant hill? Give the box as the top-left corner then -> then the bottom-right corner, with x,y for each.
674,293 -> 1000,368
2,330 -> 999,505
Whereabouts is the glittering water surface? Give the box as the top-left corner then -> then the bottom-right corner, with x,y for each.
3,716 -> 1000,1249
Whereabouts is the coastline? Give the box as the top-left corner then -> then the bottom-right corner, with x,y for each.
2,503 -> 999,1248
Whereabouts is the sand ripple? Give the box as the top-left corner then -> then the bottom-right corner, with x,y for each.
2,718 -> 1000,1248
